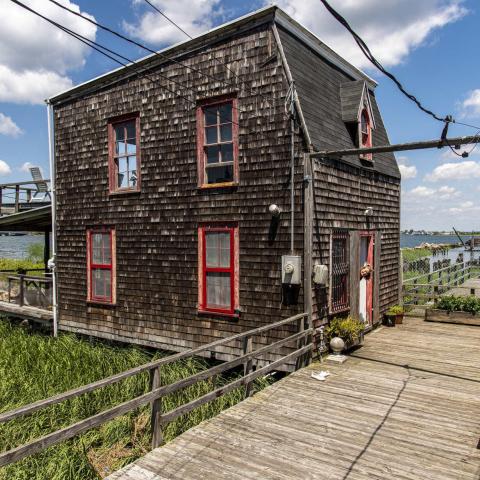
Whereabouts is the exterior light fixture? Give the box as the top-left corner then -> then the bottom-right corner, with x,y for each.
364,207 -> 374,217
269,204 -> 281,218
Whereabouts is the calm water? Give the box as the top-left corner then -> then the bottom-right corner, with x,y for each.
0,234 -> 44,259
400,234 -> 472,248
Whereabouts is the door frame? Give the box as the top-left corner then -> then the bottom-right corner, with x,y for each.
359,231 -> 375,326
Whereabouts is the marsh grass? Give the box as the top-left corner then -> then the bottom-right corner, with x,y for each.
0,320 -> 270,479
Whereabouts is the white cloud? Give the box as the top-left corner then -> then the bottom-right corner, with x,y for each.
124,0 -> 222,45
399,164 -> 417,179
425,160 -> 480,181
0,0 -> 97,104
409,185 -> 436,197
0,113 -> 23,137
460,201 -> 474,209
437,185 -> 460,199
460,89 -> 480,118
267,0 -> 467,69
0,160 -> 12,176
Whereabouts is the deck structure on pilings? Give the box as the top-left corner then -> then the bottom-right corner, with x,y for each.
108,317 -> 480,480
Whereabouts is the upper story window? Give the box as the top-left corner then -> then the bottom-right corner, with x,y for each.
87,228 -> 116,304
330,230 -> 349,313
198,225 -> 239,316
359,108 -> 372,162
108,115 -> 141,193
197,97 -> 238,188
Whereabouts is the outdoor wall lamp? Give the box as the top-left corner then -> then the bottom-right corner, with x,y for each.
269,204 -> 281,218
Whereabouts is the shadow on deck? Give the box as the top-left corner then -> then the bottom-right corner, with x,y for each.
108,317 -> 480,480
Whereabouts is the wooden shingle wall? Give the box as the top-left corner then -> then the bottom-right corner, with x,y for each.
311,157 -> 401,327
54,25 -> 307,360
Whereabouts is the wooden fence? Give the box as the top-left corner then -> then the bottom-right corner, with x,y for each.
7,274 -> 52,309
0,312 -> 311,467
403,261 -> 476,306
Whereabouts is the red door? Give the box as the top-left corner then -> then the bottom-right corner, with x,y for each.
359,233 -> 374,325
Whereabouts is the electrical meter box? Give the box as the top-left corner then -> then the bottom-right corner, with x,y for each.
281,255 -> 302,285
313,264 -> 328,285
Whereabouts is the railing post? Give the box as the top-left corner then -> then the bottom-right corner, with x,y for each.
150,367 -> 164,449
296,314 -> 306,369
242,335 -> 253,398
413,278 -> 418,305
19,275 -> 24,307
15,185 -> 20,213
433,285 -> 439,306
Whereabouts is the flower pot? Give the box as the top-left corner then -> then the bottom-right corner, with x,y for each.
395,313 -> 404,325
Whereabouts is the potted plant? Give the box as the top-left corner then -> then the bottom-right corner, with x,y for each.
325,316 -> 365,351
387,305 -> 404,325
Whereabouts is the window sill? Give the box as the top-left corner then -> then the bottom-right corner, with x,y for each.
197,309 -> 240,320
108,189 -> 141,197
198,182 -> 238,190
87,300 -> 117,308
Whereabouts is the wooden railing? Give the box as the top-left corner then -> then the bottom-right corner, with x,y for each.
0,179 -> 51,215
403,261 -> 478,306
0,312 -> 311,467
7,274 -> 53,309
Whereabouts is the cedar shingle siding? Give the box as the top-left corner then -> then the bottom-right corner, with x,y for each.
52,7 -> 400,360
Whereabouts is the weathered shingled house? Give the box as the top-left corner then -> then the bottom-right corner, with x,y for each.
48,6 -> 400,359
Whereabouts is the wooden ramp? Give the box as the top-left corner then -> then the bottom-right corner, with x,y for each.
108,318 -> 480,480
0,301 -> 52,323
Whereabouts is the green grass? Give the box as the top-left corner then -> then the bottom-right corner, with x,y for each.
401,248 -> 431,263
0,320 -> 271,479
0,258 -> 44,273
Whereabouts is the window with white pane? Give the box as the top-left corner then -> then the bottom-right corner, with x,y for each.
87,229 -> 115,303
200,226 -> 236,314
109,116 -> 140,192
198,99 -> 237,186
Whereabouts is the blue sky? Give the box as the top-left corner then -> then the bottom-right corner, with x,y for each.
0,0 -> 479,230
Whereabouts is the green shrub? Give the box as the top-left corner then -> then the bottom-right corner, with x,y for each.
387,305 -> 404,315
325,316 -> 365,344
436,295 -> 480,313
26,243 -> 44,263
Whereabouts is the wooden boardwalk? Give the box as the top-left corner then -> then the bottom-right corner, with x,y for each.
108,318 -> 480,480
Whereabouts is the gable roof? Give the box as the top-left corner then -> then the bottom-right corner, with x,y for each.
277,26 -> 399,179
47,6 -> 375,106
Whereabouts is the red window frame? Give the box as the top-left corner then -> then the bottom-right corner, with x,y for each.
359,108 -> 372,161
330,230 -> 350,313
198,225 -> 238,316
108,113 -> 141,193
87,228 -> 115,304
196,96 -> 239,188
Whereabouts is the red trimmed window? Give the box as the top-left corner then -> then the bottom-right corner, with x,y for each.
87,229 -> 115,303
330,231 -> 349,313
198,226 -> 238,315
197,98 -> 238,187
359,108 -> 372,161
108,115 -> 141,192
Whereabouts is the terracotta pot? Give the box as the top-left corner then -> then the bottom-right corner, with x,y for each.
395,313 -> 404,325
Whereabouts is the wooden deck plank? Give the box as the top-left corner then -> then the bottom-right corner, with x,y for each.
107,318 -> 480,480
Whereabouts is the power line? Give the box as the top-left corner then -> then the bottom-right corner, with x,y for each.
10,0 -> 259,136
141,0 -> 266,104
318,0 -> 449,124
48,0 -> 275,109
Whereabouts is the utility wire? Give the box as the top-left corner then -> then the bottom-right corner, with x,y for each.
141,0 -> 273,105
48,0 -> 275,109
318,0 -> 448,124
10,0 -> 259,136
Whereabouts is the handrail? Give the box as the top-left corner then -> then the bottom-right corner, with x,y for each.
403,261 -> 472,285
0,312 -> 311,467
0,312 -> 307,424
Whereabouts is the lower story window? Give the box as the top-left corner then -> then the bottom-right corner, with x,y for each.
87,228 -> 115,303
198,225 -> 238,315
331,230 -> 349,312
